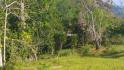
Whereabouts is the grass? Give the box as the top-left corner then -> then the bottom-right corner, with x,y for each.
0,67 -> 2,70
7,45 -> 124,70
8,55 -> 124,70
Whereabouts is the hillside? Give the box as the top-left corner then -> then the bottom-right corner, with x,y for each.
0,0 -> 124,69
112,6 -> 124,17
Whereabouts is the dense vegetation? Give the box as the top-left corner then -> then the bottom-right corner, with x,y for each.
0,0 -> 124,70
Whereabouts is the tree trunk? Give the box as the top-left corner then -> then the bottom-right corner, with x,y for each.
81,0 -> 101,49
3,7 -> 8,68
95,39 -> 100,50
0,48 -> 3,67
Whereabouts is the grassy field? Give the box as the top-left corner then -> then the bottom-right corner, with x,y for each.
8,55 -> 124,70
6,45 -> 124,70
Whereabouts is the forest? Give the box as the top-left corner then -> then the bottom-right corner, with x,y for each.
0,0 -> 124,70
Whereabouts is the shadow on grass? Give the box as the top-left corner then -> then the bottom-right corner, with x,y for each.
102,51 -> 124,58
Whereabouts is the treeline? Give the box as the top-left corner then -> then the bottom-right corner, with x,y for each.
0,0 -> 123,62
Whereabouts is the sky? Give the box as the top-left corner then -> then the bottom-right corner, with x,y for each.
112,0 -> 124,6
103,0 -> 124,6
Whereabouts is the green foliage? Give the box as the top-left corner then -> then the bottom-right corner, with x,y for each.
0,0 -> 124,67
78,45 -> 93,56
71,34 -> 78,48
104,45 -> 124,55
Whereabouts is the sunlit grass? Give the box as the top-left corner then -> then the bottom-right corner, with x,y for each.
10,55 -> 124,70
7,45 -> 124,70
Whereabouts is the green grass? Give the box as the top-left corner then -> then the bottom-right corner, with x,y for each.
8,55 -> 124,70
6,45 -> 124,70
0,67 -> 2,70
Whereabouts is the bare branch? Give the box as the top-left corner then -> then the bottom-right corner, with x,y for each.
6,1 -> 17,8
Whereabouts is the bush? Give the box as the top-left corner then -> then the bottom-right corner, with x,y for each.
78,45 -> 93,56
6,56 -> 22,70
0,67 -> 2,70
104,45 -> 124,55
6,63 -> 14,70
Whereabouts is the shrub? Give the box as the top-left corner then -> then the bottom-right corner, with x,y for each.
78,45 -> 93,56
104,45 -> 124,55
58,49 -> 74,57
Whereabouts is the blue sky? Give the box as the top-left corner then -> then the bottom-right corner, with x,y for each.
112,0 -> 124,6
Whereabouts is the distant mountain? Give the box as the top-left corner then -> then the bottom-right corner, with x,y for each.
112,5 -> 124,17
101,0 -> 124,17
